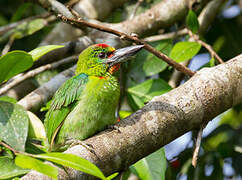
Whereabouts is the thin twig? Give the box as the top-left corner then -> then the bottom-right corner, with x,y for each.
0,13 -> 50,36
0,141 -> 18,154
188,30 -> 224,64
0,140 -> 37,157
129,0 -> 144,20
192,125 -> 204,167
1,35 -> 15,55
144,28 -> 188,42
0,56 -> 77,95
57,14 -> 195,77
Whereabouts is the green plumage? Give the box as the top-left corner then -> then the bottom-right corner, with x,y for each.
44,44 -> 143,151
44,44 -> 120,151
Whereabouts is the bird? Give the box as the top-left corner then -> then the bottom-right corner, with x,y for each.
44,43 -> 144,151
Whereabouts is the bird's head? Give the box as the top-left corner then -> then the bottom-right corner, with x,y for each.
76,44 -> 144,76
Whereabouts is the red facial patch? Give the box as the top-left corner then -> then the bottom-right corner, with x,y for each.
98,76 -> 106,79
108,53 -> 114,58
95,44 -> 110,48
109,64 -> 121,74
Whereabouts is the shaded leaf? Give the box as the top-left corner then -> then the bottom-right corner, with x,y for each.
0,101 -> 29,151
10,3 -> 32,22
143,40 -> 172,76
0,14 -> 8,26
0,51 -> 33,83
186,10 -> 199,33
128,40 -> 172,84
13,19 -> 46,39
29,45 -> 64,62
131,148 -> 166,180
35,153 -> 106,180
15,154 -> 58,180
0,156 -> 29,179
170,41 -> 201,62
128,79 -> 172,108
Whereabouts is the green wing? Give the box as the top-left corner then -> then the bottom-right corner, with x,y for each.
44,73 -> 89,146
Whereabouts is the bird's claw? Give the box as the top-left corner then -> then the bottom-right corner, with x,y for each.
108,124 -> 121,133
67,140 -> 96,155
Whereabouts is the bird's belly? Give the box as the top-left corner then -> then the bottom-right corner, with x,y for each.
57,76 -> 120,142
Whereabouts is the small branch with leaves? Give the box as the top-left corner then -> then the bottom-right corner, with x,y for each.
188,30 -> 224,64
0,56 -> 77,96
56,14 -> 195,77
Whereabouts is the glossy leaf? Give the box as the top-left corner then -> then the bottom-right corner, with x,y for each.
0,101 -> 29,151
0,156 -> 29,179
35,153 -> 107,180
128,79 -> 172,108
170,41 -> 201,63
186,10 -> 199,33
0,51 -> 33,83
29,45 -> 64,62
131,148 -> 166,180
15,154 -> 58,180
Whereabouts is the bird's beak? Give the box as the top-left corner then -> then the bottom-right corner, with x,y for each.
105,45 -> 144,66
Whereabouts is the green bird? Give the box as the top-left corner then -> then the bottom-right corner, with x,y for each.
44,43 -> 143,151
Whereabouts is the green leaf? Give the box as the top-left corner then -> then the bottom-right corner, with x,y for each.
27,111 -> 46,140
0,101 -> 29,151
0,51 -> 33,83
210,57 -> 215,67
0,156 -> 29,179
0,96 -> 17,103
143,40 -> 172,76
0,14 -> 8,26
128,79 -> 172,108
119,111 -> 132,119
131,148 -> 166,180
15,154 -> 58,180
35,153 -> 106,180
13,19 -> 46,39
169,41 -> 201,63
219,108 -> 242,128
106,172 -> 119,180
29,45 -> 64,62
10,3 -> 32,22
186,10 -> 199,33
128,40 -> 172,83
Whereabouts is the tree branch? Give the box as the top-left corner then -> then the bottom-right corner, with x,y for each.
18,66 -> 76,111
188,30 -> 224,64
57,14 -> 195,76
0,56 -> 76,96
21,54 -> 242,179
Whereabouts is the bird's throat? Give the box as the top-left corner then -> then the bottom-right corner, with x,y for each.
108,64 -> 120,74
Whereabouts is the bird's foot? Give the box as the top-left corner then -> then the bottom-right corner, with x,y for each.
108,124 -> 121,133
66,139 -> 96,155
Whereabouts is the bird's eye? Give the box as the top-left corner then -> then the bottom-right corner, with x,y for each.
98,52 -> 106,59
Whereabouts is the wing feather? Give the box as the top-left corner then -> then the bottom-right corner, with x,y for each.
44,73 -> 89,145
